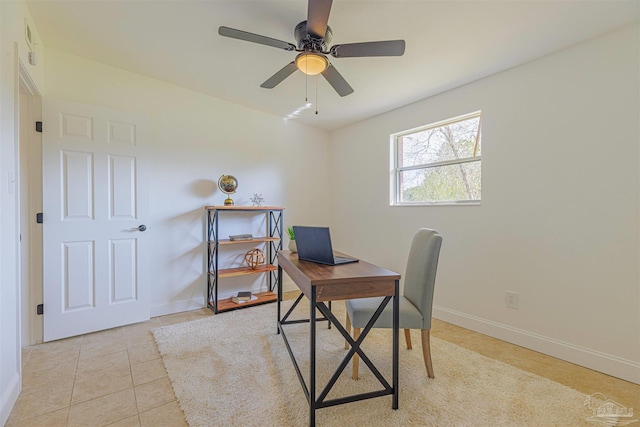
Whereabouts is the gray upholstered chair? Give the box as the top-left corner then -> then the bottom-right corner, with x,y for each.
345,228 -> 442,380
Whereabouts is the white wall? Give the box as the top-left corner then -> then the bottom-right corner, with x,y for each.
329,24 -> 640,383
43,48 -> 332,317
0,0 -> 44,424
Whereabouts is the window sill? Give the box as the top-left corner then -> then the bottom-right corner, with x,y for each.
390,201 -> 481,207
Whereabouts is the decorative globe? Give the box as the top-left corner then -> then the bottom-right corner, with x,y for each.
218,174 -> 238,206
244,249 -> 265,270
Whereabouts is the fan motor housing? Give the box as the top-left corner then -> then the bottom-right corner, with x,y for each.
294,21 -> 332,51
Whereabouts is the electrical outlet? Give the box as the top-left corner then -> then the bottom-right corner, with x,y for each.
505,291 -> 519,309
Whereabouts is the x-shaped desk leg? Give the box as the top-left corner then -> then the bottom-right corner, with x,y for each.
316,298 -> 394,399
285,278 -> 399,427
307,292 -> 397,427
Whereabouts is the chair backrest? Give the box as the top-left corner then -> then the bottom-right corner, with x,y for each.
403,228 -> 443,330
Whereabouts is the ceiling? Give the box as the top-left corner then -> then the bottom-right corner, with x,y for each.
26,0 -> 639,131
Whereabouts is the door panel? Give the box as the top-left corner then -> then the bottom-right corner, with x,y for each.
63,240 -> 95,311
43,98 -> 148,341
62,150 -> 94,220
108,155 -> 136,219
109,238 -> 137,302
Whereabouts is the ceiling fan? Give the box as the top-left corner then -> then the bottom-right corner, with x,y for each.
218,0 -> 405,97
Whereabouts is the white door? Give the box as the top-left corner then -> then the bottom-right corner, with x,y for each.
42,98 -> 149,341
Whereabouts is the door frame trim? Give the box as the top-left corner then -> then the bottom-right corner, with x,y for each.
18,58 -> 43,346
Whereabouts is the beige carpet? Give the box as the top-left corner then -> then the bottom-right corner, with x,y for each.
152,301 -> 593,426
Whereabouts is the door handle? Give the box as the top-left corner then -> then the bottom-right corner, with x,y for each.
129,224 -> 147,232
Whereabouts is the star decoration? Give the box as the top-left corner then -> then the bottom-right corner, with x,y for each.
251,193 -> 264,207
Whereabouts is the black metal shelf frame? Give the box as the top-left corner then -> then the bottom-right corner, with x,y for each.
206,207 -> 284,313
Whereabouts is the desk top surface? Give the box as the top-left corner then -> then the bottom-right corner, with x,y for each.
278,250 -> 400,301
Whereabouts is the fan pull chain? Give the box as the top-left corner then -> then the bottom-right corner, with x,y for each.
305,68 -> 308,102
315,77 -> 319,115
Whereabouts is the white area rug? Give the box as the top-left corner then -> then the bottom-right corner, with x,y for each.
153,301 -> 593,426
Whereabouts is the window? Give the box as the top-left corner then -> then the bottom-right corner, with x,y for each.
391,111 -> 482,205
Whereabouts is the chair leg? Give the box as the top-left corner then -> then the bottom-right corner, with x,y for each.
421,329 -> 435,379
352,328 -> 361,380
404,329 -> 412,349
344,312 -> 351,350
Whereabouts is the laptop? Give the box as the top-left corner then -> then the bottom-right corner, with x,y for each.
293,226 -> 359,266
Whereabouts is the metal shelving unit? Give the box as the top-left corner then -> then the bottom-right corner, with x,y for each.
205,205 -> 284,313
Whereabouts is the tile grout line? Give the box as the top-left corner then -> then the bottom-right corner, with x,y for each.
65,334 -> 83,426
67,330 -> 135,426
127,345 -> 142,423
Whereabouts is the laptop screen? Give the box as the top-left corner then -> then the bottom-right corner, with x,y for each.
293,226 -> 336,264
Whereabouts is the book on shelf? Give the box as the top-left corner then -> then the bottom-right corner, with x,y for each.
231,292 -> 257,304
229,234 -> 253,241
236,291 -> 252,300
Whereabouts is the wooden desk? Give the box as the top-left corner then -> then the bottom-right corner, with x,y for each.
277,250 -> 401,427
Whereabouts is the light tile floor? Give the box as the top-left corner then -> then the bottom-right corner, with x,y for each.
7,309 -> 211,427
431,319 -> 640,413
7,302 -> 639,426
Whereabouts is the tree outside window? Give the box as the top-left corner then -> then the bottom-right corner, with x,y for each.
392,112 -> 481,205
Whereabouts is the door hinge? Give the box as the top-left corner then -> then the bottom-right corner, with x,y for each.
36,212 -> 43,223
36,304 -> 43,315
35,121 -> 43,133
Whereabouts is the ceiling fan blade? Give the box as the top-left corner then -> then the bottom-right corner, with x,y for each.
330,40 -> 406,58
219,26 -> 296,51
260,62 -> 298,89
321,64 -> 354,97
306,0 -> 333,39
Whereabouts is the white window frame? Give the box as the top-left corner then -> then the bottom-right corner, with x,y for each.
390,111 -> 482,206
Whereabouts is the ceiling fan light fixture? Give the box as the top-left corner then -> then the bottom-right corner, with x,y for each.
295,52 -> 328,75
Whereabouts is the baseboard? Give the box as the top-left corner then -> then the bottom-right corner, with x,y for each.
150,297 -> 205,318
433,305 -> 640,385
281,276 -> 298,293
0,371 -> 20,426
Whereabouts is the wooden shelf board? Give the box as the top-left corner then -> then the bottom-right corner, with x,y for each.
205,205 -> 285,211
215,237 -> 279,245
211,291 -> 277,313
212,264 -> 278,278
